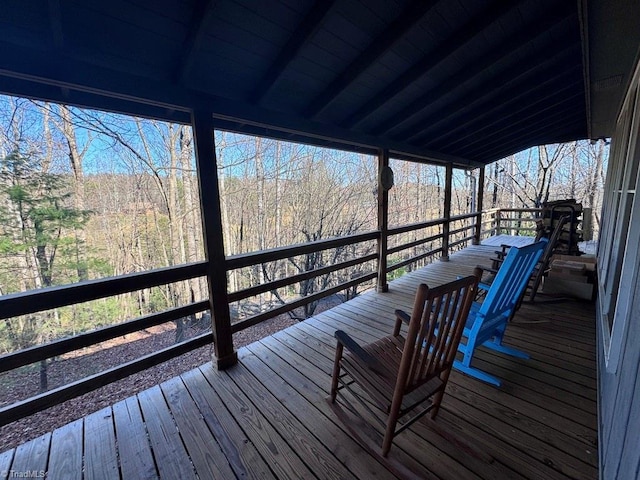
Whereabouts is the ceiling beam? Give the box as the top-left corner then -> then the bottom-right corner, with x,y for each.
453,93 -> 585,158
463,110 -> 586,162
302,0 -> 439,119
340,0 -> 520,129
174,0 -> 219,85
0,41 -> 474,167
369,3 -> 575,137
422,64 -> 582,150
47,0 -> 64,50
249,0 -> 336,105
408,45 -> 580,146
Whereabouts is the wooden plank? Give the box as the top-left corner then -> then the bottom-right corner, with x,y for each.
470,353 -> 597,417
443,375 -> 597,478
9,433 -> 50,479
47,418 -> 83,480
137,386 -> 197,480
84,407 -> 119,480
251,335 -> 505,479
0,262 -> 206,320
0,449 -> 14,480
240,345 -> 432,480
243,341 -> 446,479
0,242 -> 599,480
452,356 -> 595,439
112,396 -> 158,480
181,368 -> 275,479
199,363 -> 318,479
159,376 -> 237,479
224,354 -> 368,480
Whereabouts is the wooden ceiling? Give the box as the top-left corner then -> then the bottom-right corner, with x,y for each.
0,0 -> 638,167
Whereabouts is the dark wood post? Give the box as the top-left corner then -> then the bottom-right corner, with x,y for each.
377,148 -> 390,292
474,166 -> 485,245
191,110 -> 237,369
441,163 -> 453,261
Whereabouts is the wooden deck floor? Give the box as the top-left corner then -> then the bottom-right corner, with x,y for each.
0,245 -> 598,479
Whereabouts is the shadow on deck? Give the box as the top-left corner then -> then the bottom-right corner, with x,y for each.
0,244 -> 598,479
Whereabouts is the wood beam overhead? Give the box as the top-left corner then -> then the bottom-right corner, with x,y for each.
47,0 -> 64,50
0,0 -> 608,165
302,0 -> 440,119
460,104 -> 586,160
369,3 -> 575,138
409,44 -> 581,146
340,0 -> 521,129
174,0 -> 219,85
446,90 -> 585,156
249,0 -> 337,105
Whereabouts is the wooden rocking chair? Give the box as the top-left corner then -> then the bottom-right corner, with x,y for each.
328,275 -> 479,459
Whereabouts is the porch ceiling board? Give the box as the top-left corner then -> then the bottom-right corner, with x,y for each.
0,0 -> 638,166
0,245 -> 598,479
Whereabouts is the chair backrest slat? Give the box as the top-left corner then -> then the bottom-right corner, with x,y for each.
479,240 -> 547,319
401,275 -> 478,392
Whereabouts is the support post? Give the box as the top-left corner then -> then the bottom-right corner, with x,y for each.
192,110 -> 237,369
376,148 -> 390,292
474,166 -> 485,245
441,163 -> 453,261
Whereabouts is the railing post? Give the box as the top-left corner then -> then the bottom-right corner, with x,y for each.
474,166 -> 485,245
192,110 -> 237,370
441,163 -> 452,261
495,209 -> 502,235
376,148 -> 390,292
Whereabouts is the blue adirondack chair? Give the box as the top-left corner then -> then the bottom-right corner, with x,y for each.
454,239 -> 548,386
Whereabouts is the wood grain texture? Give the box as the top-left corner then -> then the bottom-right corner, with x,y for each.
112,396 -> 158,480
47,418 -> 83,480
0,245 -> 598,479
84,407 -> 119,480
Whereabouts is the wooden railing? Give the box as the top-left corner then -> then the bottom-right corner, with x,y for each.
485,208 -> 543,237
226,231 -> 379,332
0,263 -> 210,426
0,207 -> 531,425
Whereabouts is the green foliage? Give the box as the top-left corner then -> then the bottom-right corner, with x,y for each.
0,149 -> 91,290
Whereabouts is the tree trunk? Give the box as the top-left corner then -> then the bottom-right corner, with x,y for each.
255,137 -> 266,311
59,105 -> 89,281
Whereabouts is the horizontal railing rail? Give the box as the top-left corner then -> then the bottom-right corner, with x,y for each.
0,332 -> 212,427
0,262 -> 208,320
1,206 -> 540,426
231,272 -> 378,333
386,217 -> 446,269
226,231 -> 379,269
0,301 -> 210,374
0,263 -> 211,426
226,231 -> 379,333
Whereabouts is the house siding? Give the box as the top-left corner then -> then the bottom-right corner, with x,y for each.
598,294 -> 640,479
597,54 -> 640,480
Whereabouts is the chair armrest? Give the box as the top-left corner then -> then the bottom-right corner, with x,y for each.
335,330 -> 386,375
395,309 -> 410,324
476,264 -> 498,275
393,309 -> 410,335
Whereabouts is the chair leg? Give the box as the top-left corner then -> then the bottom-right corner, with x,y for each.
453,359 -> 502,387
382,400 -> 402,457
329,343 -> 343,403
484,341 -> 530,359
